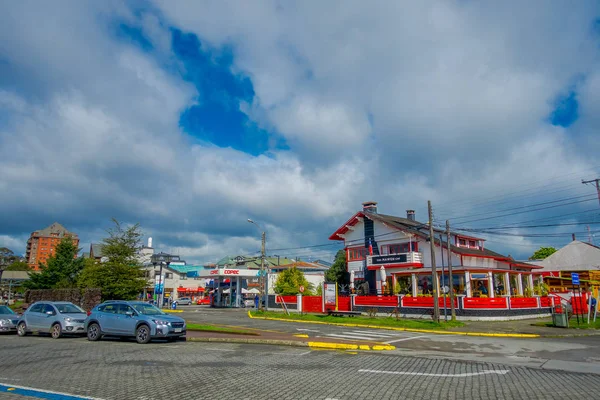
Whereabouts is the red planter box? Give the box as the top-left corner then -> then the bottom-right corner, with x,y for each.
463,297 -> 508,309
401,297 -> 457,308
276,295 -> 297,304
509,297 -> 538,308
354,296 -> 399,307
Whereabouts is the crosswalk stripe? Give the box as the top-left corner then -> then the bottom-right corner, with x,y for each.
325,333 -> 380,341
349,330 -> 396,337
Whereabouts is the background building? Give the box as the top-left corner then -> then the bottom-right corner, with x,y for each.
25,223 -> 79,270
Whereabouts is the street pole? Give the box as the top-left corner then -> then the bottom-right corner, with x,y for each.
582,178 -> 600,206
428,200 -> 440,322
439,233 -> 447,322
446,220 -> 456,321
261,231 -> 266,311
158,261 -> 164,308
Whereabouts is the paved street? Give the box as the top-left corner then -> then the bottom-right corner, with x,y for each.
1,335 -> 600,400
180,307 -> 600,373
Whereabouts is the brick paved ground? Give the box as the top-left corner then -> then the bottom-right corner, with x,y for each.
1,335 -> 599,400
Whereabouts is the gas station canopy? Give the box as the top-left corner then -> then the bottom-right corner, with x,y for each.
197,268 -> 260,279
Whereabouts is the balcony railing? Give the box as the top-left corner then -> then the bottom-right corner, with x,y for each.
366,251 -> 423,267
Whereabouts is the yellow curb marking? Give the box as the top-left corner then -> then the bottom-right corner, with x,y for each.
248,313 -> 540,338
294,334 -> 309,338
7,388 -> 15,391
163,310 -> 184,313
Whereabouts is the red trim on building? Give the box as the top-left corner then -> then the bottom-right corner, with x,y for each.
329,212 -> 365,241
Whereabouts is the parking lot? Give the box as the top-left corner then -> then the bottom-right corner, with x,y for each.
2,333 -> 600,400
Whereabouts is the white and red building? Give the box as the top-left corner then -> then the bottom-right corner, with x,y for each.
328,201 -> 554,320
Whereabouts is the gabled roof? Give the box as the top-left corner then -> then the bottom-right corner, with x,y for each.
534,240 -> 600,271
90,243 -> 105,258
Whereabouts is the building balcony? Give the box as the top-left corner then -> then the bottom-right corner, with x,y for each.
366,251 -> 423,268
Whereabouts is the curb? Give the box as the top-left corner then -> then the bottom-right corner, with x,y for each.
186,337 -> 395,351
163,309 -> 184,313
247,312 -> 540,338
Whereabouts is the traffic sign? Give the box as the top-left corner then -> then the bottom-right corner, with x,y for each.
299,285 -> 305,293
571,273 -> 580,285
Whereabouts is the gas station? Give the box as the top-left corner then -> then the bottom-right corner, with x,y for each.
197,267 -> 261,307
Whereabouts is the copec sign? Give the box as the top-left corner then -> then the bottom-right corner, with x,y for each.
202,268 -> 258,278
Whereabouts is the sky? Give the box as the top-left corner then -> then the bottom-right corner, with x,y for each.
1,1 -> 599,264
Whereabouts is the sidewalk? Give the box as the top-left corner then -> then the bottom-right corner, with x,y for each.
446,318 -> 600,337
185,329 -> 395,351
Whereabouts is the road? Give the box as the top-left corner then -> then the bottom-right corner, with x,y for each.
180,306 -> 600,374
1,335 -> 599,400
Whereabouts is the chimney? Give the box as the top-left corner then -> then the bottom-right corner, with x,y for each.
148,237 -> 153,248
362,201 -> 378,214
406,210 -> 415,221
572,233 -> 576,241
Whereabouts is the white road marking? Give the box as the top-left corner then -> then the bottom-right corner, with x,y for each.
385,335 -> 429,344
203,348 -> 236,352
348,330 -> 396,337
324,333 -> 379,341
291,351 -> 312,356
358,369 -> 510,377
296,328 -> 320,332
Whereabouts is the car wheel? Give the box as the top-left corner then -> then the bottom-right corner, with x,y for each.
87,323 -> 102,342
135,324 -> 151,344
51,323 -> 62,339
17,322 -> 27,337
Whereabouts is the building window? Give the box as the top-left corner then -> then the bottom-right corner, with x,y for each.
166,273 -> 173,279
180,274 -> 187,280
387,242 -> 418,254
469,240 -> 477,248
348,247 -> 368,261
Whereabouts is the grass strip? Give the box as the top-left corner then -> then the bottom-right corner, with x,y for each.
186,323 -> 260,336
250,311 -> 463,330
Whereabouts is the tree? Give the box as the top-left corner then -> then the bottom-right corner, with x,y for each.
274,267 -> 314,296
529,247 -> 557,260
23,237 -> 84,289
0,247 -> 19,280
78,219 -> 147,301
325,249 -> 348,284
6,260 -> 30,271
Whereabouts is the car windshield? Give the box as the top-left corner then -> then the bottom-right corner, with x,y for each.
132,303 -> 165,315
0,306 -> 15,314
56,304 -> 85,314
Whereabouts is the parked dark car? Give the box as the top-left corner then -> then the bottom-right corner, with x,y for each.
85,300 -> 186,344
17,301 -> 87,338
0,305 -> 19,333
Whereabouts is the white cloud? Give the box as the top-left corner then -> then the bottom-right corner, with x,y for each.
1,1 -> 600,263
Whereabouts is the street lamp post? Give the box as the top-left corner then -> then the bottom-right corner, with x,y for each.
248,219 -> 267,311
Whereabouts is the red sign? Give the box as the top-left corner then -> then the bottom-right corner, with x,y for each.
210,270 -> 219,275
299,285 -> 305,293
224,270 -> 240,275
541,271 -> 560,278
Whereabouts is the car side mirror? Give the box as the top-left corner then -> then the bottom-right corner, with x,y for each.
46,311 -> 55,316
125,311 -> 134,317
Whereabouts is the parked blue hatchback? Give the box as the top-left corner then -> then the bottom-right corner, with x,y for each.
85,300 -> 186,344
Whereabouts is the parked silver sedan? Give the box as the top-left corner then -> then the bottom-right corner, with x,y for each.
17,301 -> 87,339
0,305 -> 19,333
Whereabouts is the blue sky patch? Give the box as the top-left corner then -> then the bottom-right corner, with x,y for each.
172,29 -> 279,156
549,90 -> 579,128
116,23 -> 154,51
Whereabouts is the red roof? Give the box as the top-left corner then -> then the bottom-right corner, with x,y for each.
329,212 -> 365,241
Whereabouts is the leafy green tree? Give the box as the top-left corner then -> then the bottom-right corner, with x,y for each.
0,247 -> 19,280
529,247 -> 557,260
6,260 -> 30,271
78,219 -> 147,300
325,249 -> 348,284
274,267 -> 314,295
23,237 -> 83,289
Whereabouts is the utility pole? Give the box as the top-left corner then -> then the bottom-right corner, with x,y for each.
582,178 -> 600,206
428,201 -> 440,322
446,220 -> 456,321
261,231 -> 266,311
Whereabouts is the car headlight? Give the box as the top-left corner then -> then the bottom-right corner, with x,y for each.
152,319 -> 169,325
0,319 -> 9,325
64,317 -> 72,322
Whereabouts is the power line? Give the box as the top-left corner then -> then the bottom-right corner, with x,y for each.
437,194 -> 596,222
